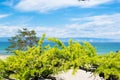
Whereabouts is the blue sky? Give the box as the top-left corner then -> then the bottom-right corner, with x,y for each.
0,0 -> 120,40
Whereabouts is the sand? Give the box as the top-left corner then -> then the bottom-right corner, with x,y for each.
54,69 -> 104,80
0,55 -> 9,60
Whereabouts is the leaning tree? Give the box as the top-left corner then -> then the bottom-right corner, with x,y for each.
6,28 -> 39,53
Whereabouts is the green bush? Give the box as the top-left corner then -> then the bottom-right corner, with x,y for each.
0,35 -> 120,80
94,52 -> 120,79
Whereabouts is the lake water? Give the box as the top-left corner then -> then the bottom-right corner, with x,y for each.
0,42 -> 120,55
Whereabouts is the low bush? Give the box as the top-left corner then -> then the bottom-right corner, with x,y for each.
0,34 -> 120,80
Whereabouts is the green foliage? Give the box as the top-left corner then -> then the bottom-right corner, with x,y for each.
48,38 -> 66,49
6,28 -> 39,53
0,35 -> 120,80
94,52 -> 120,79
0,59 -> 5,79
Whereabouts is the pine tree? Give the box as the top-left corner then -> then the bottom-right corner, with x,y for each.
6,28 -> 39,53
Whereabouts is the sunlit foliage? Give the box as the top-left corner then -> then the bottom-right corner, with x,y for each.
0,34 -> 120,80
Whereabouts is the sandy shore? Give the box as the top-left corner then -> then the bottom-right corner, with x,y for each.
0,55 -> 9,60
54,69 -> 103,80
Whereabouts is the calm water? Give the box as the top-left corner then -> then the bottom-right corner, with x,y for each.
0,42 -> 120,55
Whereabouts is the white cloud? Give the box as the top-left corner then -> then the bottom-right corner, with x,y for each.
0,13 -> 120,39
69,13 -> 120,38
0,26 -> 21,37
0,14 -> 10,19
15,0 -> 112,12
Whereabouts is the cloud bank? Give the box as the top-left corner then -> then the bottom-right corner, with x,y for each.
15,0 -> 112,12
0,13 -> 120,39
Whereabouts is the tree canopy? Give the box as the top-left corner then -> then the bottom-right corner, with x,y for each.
6,28 -> 39,53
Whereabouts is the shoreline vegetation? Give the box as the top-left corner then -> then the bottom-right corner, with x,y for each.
0,55 -> 102,80
0,35 -> 120,80
0,55 -> 103,80
0,32 -> 120,80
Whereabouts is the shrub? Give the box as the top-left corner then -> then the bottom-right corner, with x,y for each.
0,35 -> 120,80
95,52 -> 120,80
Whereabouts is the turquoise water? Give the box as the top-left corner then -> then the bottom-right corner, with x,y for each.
91,42 -> 120,54
0,42 -> 10,55
0,42 -> 120,55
